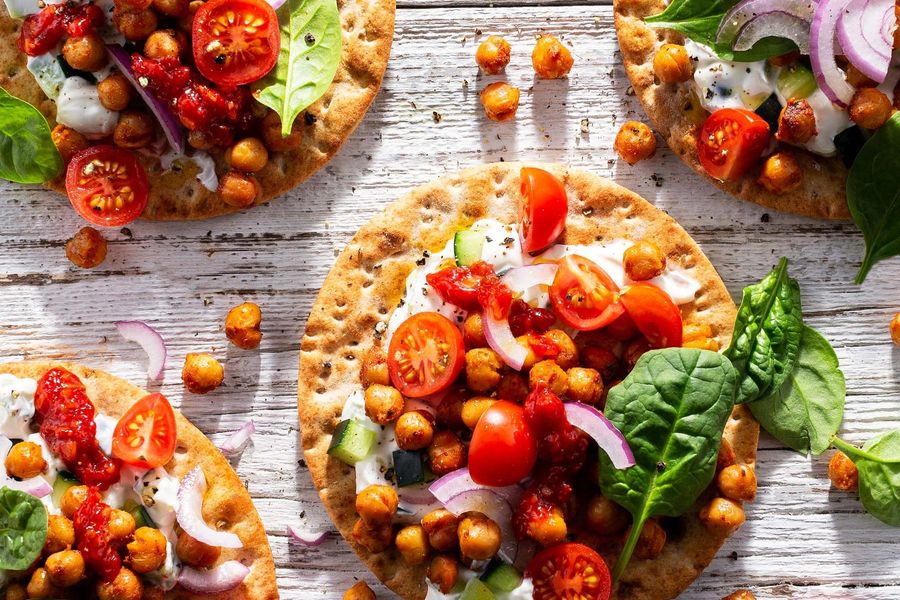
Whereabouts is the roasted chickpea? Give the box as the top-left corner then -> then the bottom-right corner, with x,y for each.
458,513 -> 501,561
777,98 -> 817,144
850,87 -> 892,129
475,35 -> 511,74
847,64 -> 875,89
717,438 -> 736,471
631,518 -> 666,559
395,525 -> 430,565
682,322 -> 720,352
566,368 -> 603,405
26,568 -> 58,599
343,582 -> 376,600
515,335 -> 540,370
351,518 -> 392,553
62,34 -> 107,71
653,43 -> 692,84
360,347 -> 390,388
182,353 -> 224,394
532,34 -> 573,79
187,130 -> 214,150
152,0 -> 188,16
465,348 -> 503,393
718,464 -> 757,502
126,527 -> 167,574
581,346 -> 621,382
45,515 -> 75,555
260,111 -> 304,152
699,497 -> 746,533
529,360 -> 568,396
45,549 -> 85,587
364,384 -> 405,424
461,397 -> 496,430
479,83 -> 520,122
108,509 -> 137,545
60,485 -> 89,519
97,567 -> 143,600
51,124 -> 89,164
623,240 -> 666,281
614,121 -> 657,165
891,313 -> 900,346
625,338 -> 650,370
463,313 -> 487,348
526,505 -> 567,546
118,0 -> 153,10
395,410 -> 435,451
227,137 -> 269,173
435,390 -> 466,430
427,431 -> 467,475
218,171 -> 261,208
98,72 -> 134,112
544,329 -> 578,369
421,509 -> 460,552
427,555 -> 459,594
65,226 -> 107,268
585,495 -> 629,536
4,583 -> 25,600
225,301 -> 263,349
828,450 -> 859,491
496,372 -> 529,403
5,441 -> 46,479
722,590 -> 756,600
176,532 -> 221,568
356,484 -> 399,527
143,29 -> 183,59
114,110 -> 156,149
114,8 -> 159,41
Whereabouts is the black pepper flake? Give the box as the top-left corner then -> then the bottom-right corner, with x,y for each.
761,213 -> 770,223
416,257 -> 427,266
322,361 -> 332,369
423,250 -> 431,257
485,236 -> 493,243
503,236 -> 514,247
305,32 -> 316,45
432,111 -> 442,123
304,113 -> 317,126
705,88 -> 715,100
398,299 -> 405,307
656,461 -> 666,472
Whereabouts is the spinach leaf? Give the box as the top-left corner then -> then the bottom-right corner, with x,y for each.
750,326 -> 844,455
253,0 -> 342,136
0,486 -> 48,570
0,87 -> 63,184
724,257 -> 803,405
599,348 -> 736,582
847,112 -> 900,283
644,0 -> 797,61
833,433 -> 900,527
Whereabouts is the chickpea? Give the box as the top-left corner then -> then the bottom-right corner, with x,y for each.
435,389 -> 465,430
152,0 -> 188,16
529,360 -> 568,396
717,438 -> 736,472
45,549 -> 85,587
176,532 -> 221,568
496,372 -> 529,403
343,582 -> 376,600
475,35 -> 511,75
225,302 -> 263,349
355,484 -> 399,527
850,87 -> 892,129
227,137 -> 269,173
526,505 -> 567,546
65,225 -> 107,268
395,411 -> 435,451
461,397 -> 496,430
60,485 -> 89,519
421,509 -> 460,552
218,171 -> 261,208
828,450 -> 859,491
614,121 -> 657,165
891,313 -> 900,345
581,346 -> 621,382
51,124 -> 89,164
682,322 -> 720,352
351,518 -> 392,553
653,43 -> 692,84
5,441 -> 46,479
45,515 -> 75,555
114,8 -> 159,41
532,34 -> 573,79
544,329 -> 578,369
427,431 -> 467,475
776,98 -> 817,145
479,83 -> 520,122
631,518 -> 666,559
26,568 -> 58,599
114,110 -> 156,150
722,591 -> 756,600
188,130 -> 215,151
182,353 -> 224,394
178,0 -> 203,31
395,525 -> 430,565
144,29 -> 183,59
108,509 -> 137,546
515,335 -> 540,370
98,72 -> 134,112
463,313 -> 487,348
364,384 -> 405,424
699,497 -> 746,533
4,583 -> 25,600
427,555 -> 459,594
718,464 -> 757,502
360,347 -> 389,388
625,338 -> 650,370
97,567 -> 143,600
465,348 -> 503,393
118,0 -> 153,10
62,34 -> 107,72
585,495 -> 629,536
563,367 -> 602,405
846,64 -> 875,89
458,513 -> 501,561
623,240 -> 666,281
260,111 -> 304,152
126,527 -> 167,574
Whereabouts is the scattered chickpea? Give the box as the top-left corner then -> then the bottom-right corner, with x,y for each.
364,384 -> 405,424
225,302 -> 263,349
427,430 -> 467,475
66,226 -> 108,269
62,34 -> 107,71
227,137 -> 269,173
26,568 -> 58,599
776,98 -> 817,145
356,484 -> 399,527
188,130 -> 215,151
114,8 -> 159,41
544,329 -> 578,369
261,111 -> 304,152
466,348 -> 503,393
461,397 -> 496,430
891,313 -> 900,346
531,34 -> 573,79
850,87 -> 892,129
395,525 -> 430,565
581,346 -> 621,382
152,0 -> 188,16
496,372 -> 529,403
653,43 -> 693,84
475,35 -> 511,75
108,508 -> 137,545
526,504 -> 567,546
614,121 -> 657,165
45,549 -> 85,587
435,390 -> 466,430
529,360 -> 569,396
566,367 -> 603,404
722,591 -> 757,600
343,581 -> 376,600
699,497 -> 746,533
45,514 -> 75,554
427,555 -> 459,594
421,509 -> 460,552
458,513 -> 501,561
60,485 -> 89,519
632,518 -> 666,559
127,527 -> 168,574
114,110 -> 156,149
463,313 -> 487,348
585,495 -> 629,536
97,567 -> 143,600
828,450 -> 859,491
218,171 -> 261,208
182,352 -> 224,394
717,438 -> 736,472
351,518 -> 392,553
480,83 -> 520,122
360,348 -> 390,388
143,29 -> 183,60
98,72 -> 134,112
717,464 -> 757,502
51,124 -> 89,164
4,441 -> 46,479
625,338 -> 650,370
623,240 -> 666,281
176,532 -> 221,568
395,410 -> 435,451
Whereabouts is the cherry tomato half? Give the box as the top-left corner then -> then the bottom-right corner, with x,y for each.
520,167 -> 567,254
698,108 -> 771,182
619,283 -> 683,348
192,0 -> 280,87
388,312 -> 465,398
469,400 -> 537,486
526,543 -> 612,600
65,145 -> 149,227
112,393 -> 177,469
550,255 -> 625,331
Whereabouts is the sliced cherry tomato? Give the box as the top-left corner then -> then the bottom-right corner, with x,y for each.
619,282 -> 683,348
66,145 -> 149,227
192,0 -> 280,86
698,108 -> 771,182
527,543 -> 612,600
550,255 -> 625,331
112,393 -> 177,469
388,312 -> 465,398
606,311 -> 639,341
520,167 -> 567,254
469,400 -> 537,486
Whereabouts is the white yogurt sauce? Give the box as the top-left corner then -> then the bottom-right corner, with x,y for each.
0,374 -> 37,439
55,77 -> 118,139
424,569 -> 534,600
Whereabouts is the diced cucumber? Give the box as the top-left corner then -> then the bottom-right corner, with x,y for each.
480,560 -> 523,593
123,499 -> 157,529
51,475 -> 78,507
391,449 -> 424,487
454,229 -> 486,266
327,419 -> 376,466
460,578 -> 496,600
778,65 -> 817,100
754,94 -> 782,133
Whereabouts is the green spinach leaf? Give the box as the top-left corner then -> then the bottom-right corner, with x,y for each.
833,433 -> 900,527
599,348 -> 736,582
724,257 -> 803,405
0,87 -> 63,184
750,326 -> 844,455
847,112 -> 900,283
253,0 -> 342,136
0,486 -> 48,570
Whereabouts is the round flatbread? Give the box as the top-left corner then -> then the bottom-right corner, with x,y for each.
297,162 -> 760,600
0,0 -> 394,220
613,0 -> 850,220
0,360 -> 278,600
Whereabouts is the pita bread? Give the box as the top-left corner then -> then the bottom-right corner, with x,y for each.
297,163 -> 760,600
0,0 -> 394,220
0,360 -> 278,600
613,0 -> 850,220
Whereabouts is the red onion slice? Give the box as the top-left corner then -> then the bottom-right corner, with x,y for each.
398,486 -> 437,506
443,489 -> 517,563
563,402 -> 635,470
837,0 -> 895,83
429,468 -> 522,507
177,561 -> 250,593
811,0 -> 858,106
482,310 -> 529,371
217,421 -> 256,458
287,524 -> 329,546
717,0 -> 815,45
500,263 -> 557,293
115,320 -> 167,381
0,436 -> 52,498
267,0 -> 286,8
176,467 -> 244,549
733,11 -> 812,54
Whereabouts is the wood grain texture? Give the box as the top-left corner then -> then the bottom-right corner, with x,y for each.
0,4 -> 898,599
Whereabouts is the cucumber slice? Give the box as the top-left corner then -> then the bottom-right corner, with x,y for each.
480,560 -> 523,593
123,499 -> 157,529
327,419 -> 376,466
778,65 -> 817,100
461,578 -> 496,600
51,475 -> 78,507
391,449 -> 424,487
454,229 -> 486,266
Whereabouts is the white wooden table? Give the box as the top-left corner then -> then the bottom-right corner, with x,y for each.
2,1 -> 899,598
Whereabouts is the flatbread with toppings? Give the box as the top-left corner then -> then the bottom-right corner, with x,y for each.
298,163 -> 760,600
